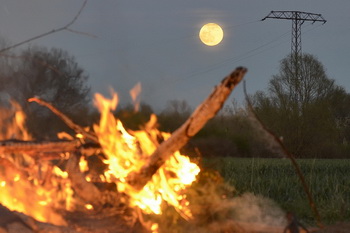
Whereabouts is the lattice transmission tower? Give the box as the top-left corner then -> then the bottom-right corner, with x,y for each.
262,11 -> 327,60
262,11 -> 326,109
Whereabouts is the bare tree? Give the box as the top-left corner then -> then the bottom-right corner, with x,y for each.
0,46 -> 91,139
253,53 -> 348,157
269,53 -> 335,113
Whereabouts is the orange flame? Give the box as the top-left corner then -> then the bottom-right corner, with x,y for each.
129,82 -> 142,112
0,100 -> 31,140
93,92 -> 200,218
0,162 -> 70,225
0,100 -> 72,225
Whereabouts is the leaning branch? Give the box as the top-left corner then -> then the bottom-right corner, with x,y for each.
0,0 -> 88,54
243,81 -> 323,228
126,67 -> 247,190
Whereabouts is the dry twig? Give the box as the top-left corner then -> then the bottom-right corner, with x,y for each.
0,0 -> 88,54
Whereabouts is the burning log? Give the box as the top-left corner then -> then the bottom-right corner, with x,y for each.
126,67 -> 247,190
0,140 -> 80,160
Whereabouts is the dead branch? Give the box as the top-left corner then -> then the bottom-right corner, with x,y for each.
243,81 -> 323,228
126,67 -> 247,190
0,0 -> 88,54
28,97 -> 99,143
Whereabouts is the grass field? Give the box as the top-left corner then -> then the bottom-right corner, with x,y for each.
201,157 -> 350,225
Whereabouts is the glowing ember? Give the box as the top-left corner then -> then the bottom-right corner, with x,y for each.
0,157 -> 71,225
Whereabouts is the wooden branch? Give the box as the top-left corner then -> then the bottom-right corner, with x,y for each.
28,97 -> 99,143
0,0 -> 88,54
126,67 -> 247,190
0,140 -> 80,160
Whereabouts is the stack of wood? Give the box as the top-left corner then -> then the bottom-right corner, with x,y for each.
0,68 -> 247,233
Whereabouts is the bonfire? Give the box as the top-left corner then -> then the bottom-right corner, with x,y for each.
1,67 -> 319,233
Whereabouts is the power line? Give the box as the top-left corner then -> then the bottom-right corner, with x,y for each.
146,29 -> 292,100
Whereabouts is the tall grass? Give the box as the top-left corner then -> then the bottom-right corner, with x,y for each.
202,157 -> 350,225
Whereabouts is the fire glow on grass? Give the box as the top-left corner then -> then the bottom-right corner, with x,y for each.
93,92 -> 200,218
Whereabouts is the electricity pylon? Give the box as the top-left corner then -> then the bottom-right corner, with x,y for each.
262,11 -> 327,59
262,11 -> 326,110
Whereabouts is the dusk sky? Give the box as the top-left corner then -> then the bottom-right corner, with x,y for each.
0,0 -> 349,111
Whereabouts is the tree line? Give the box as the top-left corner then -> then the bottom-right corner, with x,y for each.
0,41 -> 349,158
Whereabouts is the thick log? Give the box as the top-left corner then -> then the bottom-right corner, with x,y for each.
126,67 -> 247,190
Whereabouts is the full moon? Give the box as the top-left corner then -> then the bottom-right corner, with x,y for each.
199,23 -> 224,46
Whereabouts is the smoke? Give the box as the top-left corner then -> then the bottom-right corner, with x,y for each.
191,191 -> 287,233
231,193 -> 287,227
154,169 -> 287,233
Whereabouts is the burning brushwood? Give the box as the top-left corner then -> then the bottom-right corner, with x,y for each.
0,67 -> 251,232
